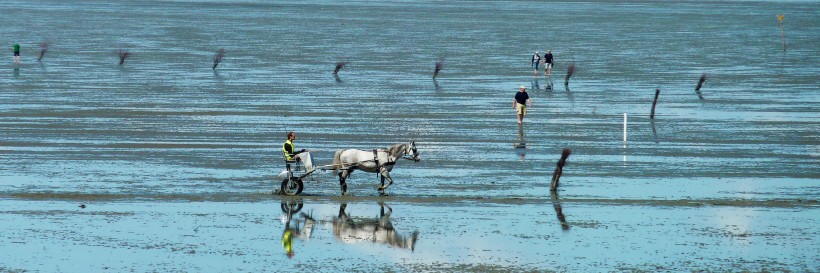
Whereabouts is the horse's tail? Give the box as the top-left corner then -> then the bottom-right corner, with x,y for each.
332,149 -> 344,175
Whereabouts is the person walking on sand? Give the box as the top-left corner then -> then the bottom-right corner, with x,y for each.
12,43 -> 21,64
513,85 -> 532,124
544,50 -> 554,76
531,51 -> 541,76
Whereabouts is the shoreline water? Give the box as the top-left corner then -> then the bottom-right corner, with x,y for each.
2,0 -> 818,271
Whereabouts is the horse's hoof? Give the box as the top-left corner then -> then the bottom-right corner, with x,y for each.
379,192 -> 390,197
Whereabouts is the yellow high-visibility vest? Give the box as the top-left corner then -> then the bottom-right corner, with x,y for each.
282,229 -> 293,253
283,140 -> 294,160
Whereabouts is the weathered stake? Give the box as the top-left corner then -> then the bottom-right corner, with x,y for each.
695,73 -> 707,92
333,61 -> 349,75
117,49 -> 130,65
433,58 -> 444,79
550,148 -> 572,192
695,73 -> 707,100
37,42 -> 48,62
650,88 -> 660,119
564,63 -> 575,86
212,48 -> 225,69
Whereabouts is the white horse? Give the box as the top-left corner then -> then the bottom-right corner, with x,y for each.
331,142 -> 419,196
332,203 -> 418,251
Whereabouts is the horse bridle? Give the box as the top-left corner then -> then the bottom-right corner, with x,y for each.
401,143 -> 419,161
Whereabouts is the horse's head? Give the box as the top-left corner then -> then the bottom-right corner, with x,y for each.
405,142 -> 420,162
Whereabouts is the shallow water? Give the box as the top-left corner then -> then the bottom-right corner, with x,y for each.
1,198 -> 818,272
1,0 -> 818,271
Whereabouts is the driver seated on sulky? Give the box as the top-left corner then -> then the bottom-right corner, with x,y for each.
283,131 -> 306,162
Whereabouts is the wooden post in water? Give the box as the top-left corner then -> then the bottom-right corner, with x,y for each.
650,88 -> 660,119
117,49 -> 130,65
695,74 -> 707,92
550,148 -> 572,192
333,61 -> 349,75
37,42 -> 48,62
695,73 -> 707,100
212,48 -> 225,69
433,59 -> 444,79
564,63 -> 575,87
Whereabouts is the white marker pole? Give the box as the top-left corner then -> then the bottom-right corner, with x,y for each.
623,113 -> 627,144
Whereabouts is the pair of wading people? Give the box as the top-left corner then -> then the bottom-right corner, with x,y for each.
531,50 -> 554,76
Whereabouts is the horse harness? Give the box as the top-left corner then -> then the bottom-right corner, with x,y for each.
373,149 -> 397,167
372,149 -> 396,179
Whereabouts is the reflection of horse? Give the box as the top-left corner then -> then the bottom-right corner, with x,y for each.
332,203 -> 418,251
332,142 -> 420,195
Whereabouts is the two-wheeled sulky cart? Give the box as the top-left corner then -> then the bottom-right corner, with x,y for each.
277,152 -> 344,196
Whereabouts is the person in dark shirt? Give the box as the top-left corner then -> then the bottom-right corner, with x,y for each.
544,50 -> 554,76
283,132 -> 306,161
513,85 -> 532,124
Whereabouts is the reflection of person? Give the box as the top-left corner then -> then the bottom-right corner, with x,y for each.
515,124 -> 527,160
283,132 -> 306,161
544,50 -> 554,76
13,43 -> 21,64
282,227 -> 296,258
531,51 -> 541,76
512,86 -> 532,124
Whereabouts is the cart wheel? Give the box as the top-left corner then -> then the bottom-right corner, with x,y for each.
280,177 -> 304,196
281,201 -> 303,214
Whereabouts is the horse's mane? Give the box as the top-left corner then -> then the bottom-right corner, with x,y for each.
386,143 -> 408,158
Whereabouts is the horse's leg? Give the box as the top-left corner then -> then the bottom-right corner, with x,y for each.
379,204 -> 392,227
338,203 -> 347,217
379,203 -> 392,219
378,167 -> 386,191
381,170 -> 394,189
378,169 -> 394,196
338,170 -> 350,195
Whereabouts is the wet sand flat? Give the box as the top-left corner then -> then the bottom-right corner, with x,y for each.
0,198 -> 818,272
1,0 -> 818,271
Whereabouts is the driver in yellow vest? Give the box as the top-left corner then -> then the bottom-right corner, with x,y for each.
283,132 -> 306,161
